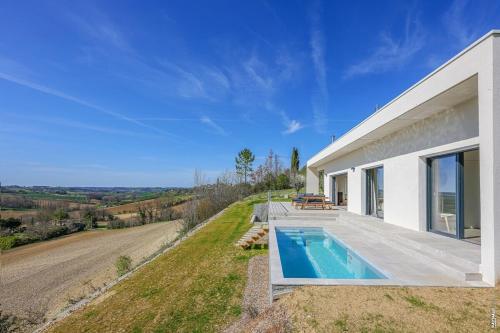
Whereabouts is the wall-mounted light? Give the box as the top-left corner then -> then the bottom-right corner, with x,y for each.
350,167 -> 355,172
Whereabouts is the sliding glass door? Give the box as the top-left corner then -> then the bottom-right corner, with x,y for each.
428,154 -> 458,236
427,149 -> 480,241
366,167 -> 384,218
330,176 -> 336,204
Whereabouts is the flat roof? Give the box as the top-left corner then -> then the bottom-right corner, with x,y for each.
308,29 -> 500,168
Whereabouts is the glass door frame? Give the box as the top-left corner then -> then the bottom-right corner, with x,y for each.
330,175 -> 337,205
366,166 -> 384,219
426,152 -> 465,239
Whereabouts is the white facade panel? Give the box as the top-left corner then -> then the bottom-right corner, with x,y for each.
307,32 -> 500,284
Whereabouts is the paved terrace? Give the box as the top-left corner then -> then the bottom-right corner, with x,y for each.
268,202 -> 487,291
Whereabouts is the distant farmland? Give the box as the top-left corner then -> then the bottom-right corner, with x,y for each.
104,195 -> 191,215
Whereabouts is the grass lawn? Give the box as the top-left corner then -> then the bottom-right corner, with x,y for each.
272,285 -> 499,332
48,197 -> 265,333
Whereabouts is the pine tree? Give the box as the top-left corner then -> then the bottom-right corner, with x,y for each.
235,148 -> 255,184
290,147 -> 300,177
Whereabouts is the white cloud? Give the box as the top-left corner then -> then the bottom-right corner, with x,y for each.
443,0 -> 486,48
67,10 -> 231,103
309,1 -> 328,133
444,0 -> 474,47
200,116 -> 228,136
65,10 -> 130,52
344,10 -> 425,78
265,102 -> 303,135
0,70 -> 177,139
283,120 -> 303,135
242,54 -> 274,91
158,60 -> 210,100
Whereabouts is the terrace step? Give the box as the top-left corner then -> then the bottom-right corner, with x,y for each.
465,272 -> 483,281
236,224 -> 269,249
271,285 -> 296,301
269,215 -> 338,221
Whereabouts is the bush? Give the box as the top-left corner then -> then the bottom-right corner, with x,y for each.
46,225 -> 68,239
108,219 -> 126,229
181,174 -> 252,234
0,218 -> 22,230
67,222 -> 86,233
107,218 -> 144,229
115,255 -> 132,276
53,208 -> 69,222
0,236 -> 17,250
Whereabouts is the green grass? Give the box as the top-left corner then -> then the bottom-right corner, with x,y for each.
0,235 -> 17,250
22,191 -> 88,202
49,197 -> 265,333
403,295 -> 438,311
115,255 -> 132,276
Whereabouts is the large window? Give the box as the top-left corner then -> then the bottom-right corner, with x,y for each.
429,154 -> 458,236
366,166 -> 384,218
427,149 -> 480,242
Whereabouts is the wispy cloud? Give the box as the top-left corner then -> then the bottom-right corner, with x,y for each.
67,10 -> 231,103
0,71 -> 177,138
283,120 -> 303,134
66,10 -> 130,52
200,116 -> 228,136
65,7 -> 304,134
309,0 -> 328,133
43,118 -> 163,139
265,102 -> 303,135
242,54 -> 274,91
344,10 -> 425,78
443,0 -> 488,48
222,49 -> 302,132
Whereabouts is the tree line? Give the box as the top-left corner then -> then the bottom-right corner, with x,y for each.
235,147 -> 304,193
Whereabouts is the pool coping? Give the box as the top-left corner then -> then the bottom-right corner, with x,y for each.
269,222 -> 399,287
275,226 -> 392,280
268,219 -> 489,301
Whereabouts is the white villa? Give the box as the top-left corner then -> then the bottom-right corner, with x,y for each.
306,30 -> 500,286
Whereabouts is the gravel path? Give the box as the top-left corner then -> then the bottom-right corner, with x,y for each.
225,255 -> 270,333
0,221 -> 181,327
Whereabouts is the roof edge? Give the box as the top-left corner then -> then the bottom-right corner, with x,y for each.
308,29 -> 500,167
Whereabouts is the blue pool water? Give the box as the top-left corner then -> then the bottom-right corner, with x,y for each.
276,227 -> 386,279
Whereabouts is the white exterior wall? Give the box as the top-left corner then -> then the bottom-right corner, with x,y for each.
319,98 -> 479,231
478,36 -> 500,285
307,32 -> 500,285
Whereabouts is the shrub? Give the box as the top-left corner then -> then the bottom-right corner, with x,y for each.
108,217 -> 145,230
181,173 -> 252,234
53,208 -> 69,222
108,219 -> 126,229
67,222 -> 86,233
0,218 -> 22,230
115,255 -> 132,276
0,236 -> 17,250
46,225 -> 68,239
11,233 -> 38,246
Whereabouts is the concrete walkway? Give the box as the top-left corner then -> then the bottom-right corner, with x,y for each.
268,202 -> 487,293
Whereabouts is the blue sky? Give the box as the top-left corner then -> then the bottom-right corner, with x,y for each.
1,0 -> 499,187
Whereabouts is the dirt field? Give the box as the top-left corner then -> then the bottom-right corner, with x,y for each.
0,221 -> 181,327
104,198 -> 188,215
0,209 -> 39,219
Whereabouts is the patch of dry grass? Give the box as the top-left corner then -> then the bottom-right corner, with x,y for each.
275,285 -> 499,332
47,198 -> 265,333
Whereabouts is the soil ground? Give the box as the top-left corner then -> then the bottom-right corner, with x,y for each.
0,221 -> 181,329
248,284 -> 500,332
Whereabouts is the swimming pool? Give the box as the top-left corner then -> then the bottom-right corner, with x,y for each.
276,227 -> 387,279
